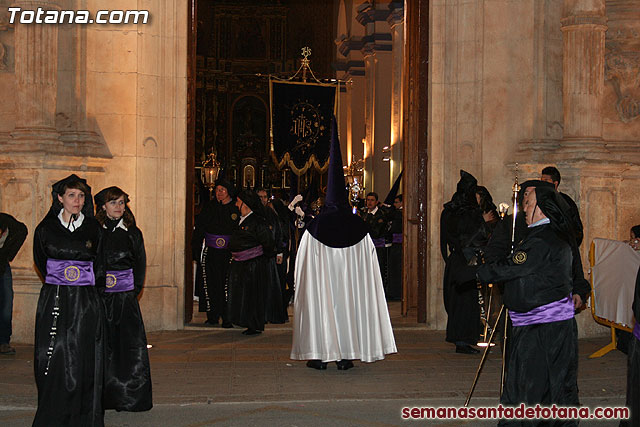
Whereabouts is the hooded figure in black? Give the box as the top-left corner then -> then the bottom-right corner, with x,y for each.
478,185 -> 579,425
191,177 -> 239,326
94,186 -> 152,412
32,174 -> 105,427
227,189 -> 276,335
440,170 -> 491,354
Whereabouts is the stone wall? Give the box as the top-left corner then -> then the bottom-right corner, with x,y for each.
0,0 -> 188,343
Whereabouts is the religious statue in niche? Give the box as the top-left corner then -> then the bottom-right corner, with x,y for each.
243,164 -> 255,189
605,47 -> 640,123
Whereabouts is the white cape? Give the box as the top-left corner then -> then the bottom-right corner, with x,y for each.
290,231 -> 397,362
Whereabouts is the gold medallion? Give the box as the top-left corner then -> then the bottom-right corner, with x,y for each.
231,213 -> 238,221
64,265 -> 81,282
215,238 -> 226,248
106,273 -> 117,288
512,251 -> 527,265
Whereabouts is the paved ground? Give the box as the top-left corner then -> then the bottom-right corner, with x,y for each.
0,305 -> 629,426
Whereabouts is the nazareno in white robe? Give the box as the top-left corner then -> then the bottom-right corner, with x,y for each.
290,231 -> 397,363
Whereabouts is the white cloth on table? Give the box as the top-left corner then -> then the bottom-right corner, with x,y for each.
290,231 -> 397,363
591,238 -> 640,328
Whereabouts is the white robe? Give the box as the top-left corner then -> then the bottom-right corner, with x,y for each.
290,231 -> 397,363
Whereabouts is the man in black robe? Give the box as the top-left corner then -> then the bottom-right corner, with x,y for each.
540,166 -> 583,247
227,190 -> 276,335
478,185 -> 579,424
257,188 -> 286,324
0,213 -> 27,355
191,178 -> 239,327
386,195 -> 403,300
361,192 -> 389,287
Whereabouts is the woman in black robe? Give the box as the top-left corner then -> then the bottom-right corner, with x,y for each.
33,174 -> 105,427
227,190 -> 276,335
478,186 -> 579,426
94,186 -> 152,412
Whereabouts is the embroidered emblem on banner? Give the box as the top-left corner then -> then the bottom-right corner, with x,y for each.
106,273 -> 117,288
64,266 -> 80,282
512,251 -> 527,265
215,238 -> 226,248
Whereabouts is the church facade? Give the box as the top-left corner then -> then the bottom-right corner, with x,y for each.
0,0 -> 638,342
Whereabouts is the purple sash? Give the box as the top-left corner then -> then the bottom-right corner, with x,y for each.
105,269 -> 134,293
45,259 -> 95,286
205,233 -> 230,249
633,322 -> 640,342
392,233 -> 403,244
372,238 -> 386,248
510,296 -> 574,327
232,245 -> 264,261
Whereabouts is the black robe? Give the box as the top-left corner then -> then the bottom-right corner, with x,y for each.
191,199 -> 239,322
263,206 -> 286,324
33,213 -> 105,427
478,224 -> 579,426
386,207 -> 403,300
621,267 -> 640,427
362,207 -> 389,288
100,222 -> 152,412
227,213 -> 275,331
440,203 -> 489,345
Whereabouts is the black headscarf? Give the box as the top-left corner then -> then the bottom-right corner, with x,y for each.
215,177 -> 236,199
534,186 -> 575,244
47,174 -> 94,220
237,190 -> 264,218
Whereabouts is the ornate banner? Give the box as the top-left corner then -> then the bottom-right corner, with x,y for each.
269,79 -> 337,175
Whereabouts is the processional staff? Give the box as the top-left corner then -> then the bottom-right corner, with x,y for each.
464,164 -> 521,407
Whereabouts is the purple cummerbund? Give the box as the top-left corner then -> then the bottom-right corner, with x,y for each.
633,322 -> 640,342
105,269 -> 134,293
45,259 -> 95,286
205,233 -> 230,249
510,296 -> 574,327
232,245 -> 264,262
372,238 -> 386,248
392,233 -> 403,244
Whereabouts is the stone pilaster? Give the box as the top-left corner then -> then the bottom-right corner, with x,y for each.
362,44 -> 376,193
388,6 -> 404,183
559,0 -> 608,154
11,1 -> 60,144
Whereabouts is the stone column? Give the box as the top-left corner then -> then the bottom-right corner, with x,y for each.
560,0 -> 607,147
362,44 -> 376,194
388,5 -> 404,183
11,1 -> 60,143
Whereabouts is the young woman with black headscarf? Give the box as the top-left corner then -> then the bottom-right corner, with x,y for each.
32,174 -> 105,426
94,186 -> 152,413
